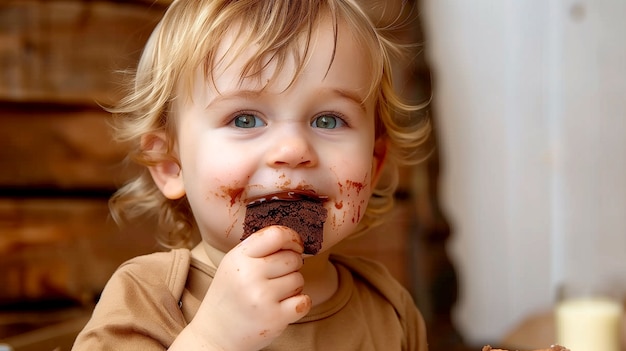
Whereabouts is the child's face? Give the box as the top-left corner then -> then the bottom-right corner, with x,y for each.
166,18 -> 385,254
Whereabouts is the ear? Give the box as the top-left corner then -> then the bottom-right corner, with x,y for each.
371,136 -> 388,186
143,133 -> 186,200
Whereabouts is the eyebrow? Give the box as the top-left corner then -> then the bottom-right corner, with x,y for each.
204,90 -> 262,110
204,88 -> 367,111
328,88 -> 367,112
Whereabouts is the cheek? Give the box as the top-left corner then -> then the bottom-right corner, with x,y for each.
194,152 -> 250,218
327,158 -> 375,231
188,182 -> 248,251
180,140 -> 253,241
335,180 -> 371,225
190,138 -> 254,194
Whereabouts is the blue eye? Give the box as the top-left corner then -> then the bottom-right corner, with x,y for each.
312,114 -> 345,129
233,113 -> 266,128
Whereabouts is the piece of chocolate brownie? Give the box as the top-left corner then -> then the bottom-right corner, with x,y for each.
242,197 -> 328,255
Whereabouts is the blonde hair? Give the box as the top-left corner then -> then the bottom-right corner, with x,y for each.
109,0 -> 430,248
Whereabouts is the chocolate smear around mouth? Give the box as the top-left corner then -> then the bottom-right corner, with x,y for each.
242,191 -> 328,255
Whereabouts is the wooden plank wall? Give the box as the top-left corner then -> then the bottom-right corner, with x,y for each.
0,0 -> 166,306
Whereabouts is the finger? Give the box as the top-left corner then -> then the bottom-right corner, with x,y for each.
268,271 -> 305,301
280,294 -> 312,323
237,272 -> 304,309
241,225 -> 304,258
262,250 -> 304,279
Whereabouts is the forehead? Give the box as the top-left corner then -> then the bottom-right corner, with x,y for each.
196,15 -> 376,99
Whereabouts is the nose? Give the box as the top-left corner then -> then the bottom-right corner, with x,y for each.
265,128 -> 318,168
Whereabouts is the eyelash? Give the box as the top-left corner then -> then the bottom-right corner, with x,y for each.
229,111 -> 266,128
227,110 -> 349,129
311,112 -> 348,129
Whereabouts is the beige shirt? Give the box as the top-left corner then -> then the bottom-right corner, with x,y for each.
73,249 -> 428,350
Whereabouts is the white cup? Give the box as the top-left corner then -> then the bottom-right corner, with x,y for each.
555,282 -> 623,351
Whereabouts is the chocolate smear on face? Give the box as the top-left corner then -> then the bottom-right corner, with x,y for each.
242,191 -> 328,255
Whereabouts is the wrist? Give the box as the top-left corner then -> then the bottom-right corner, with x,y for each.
169,322 -> 226,351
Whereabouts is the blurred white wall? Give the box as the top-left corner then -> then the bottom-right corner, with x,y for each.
422,0 -> 626,345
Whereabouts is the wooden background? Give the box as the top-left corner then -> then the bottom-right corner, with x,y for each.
0,0 -> 168,302
0,1 -> 462,350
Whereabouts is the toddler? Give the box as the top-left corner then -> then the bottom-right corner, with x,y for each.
73,0 -> 430,350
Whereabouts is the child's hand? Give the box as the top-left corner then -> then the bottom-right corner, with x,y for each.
185,226 -> 311,351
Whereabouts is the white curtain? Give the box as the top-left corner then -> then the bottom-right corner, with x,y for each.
421,0 -> 626,344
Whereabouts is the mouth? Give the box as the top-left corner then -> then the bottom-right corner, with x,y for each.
242,189 -> 329,255
246,189 -> 329,207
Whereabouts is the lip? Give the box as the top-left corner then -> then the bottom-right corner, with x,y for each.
246,189 -> 329,207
